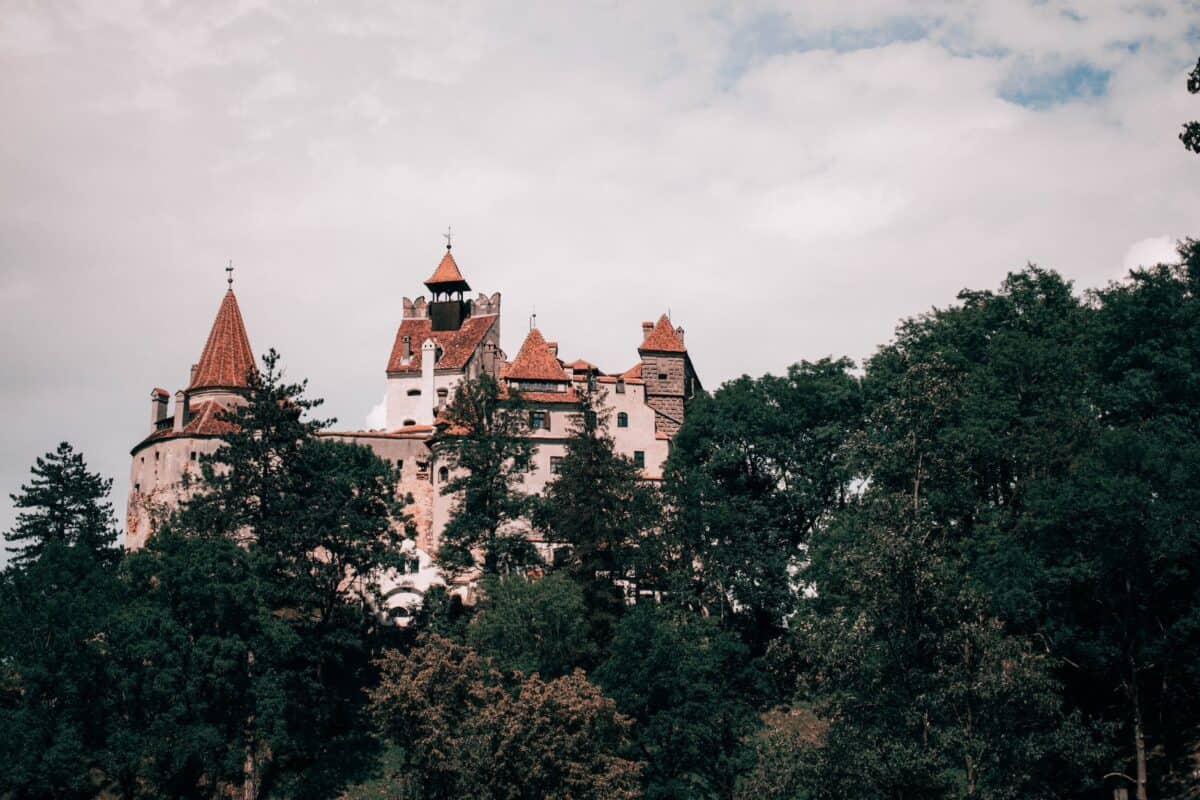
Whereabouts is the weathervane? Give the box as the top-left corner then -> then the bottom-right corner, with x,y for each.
226,259 -> 234,288
443,225 -> 452,251
531,307 -> 537,331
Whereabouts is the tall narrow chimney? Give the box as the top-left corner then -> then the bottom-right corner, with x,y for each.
151,388 -> 169,429
641,321 -> 654,339
173,390 -> 188,432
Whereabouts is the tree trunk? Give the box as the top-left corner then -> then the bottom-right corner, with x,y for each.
243,649 -> 259,800
1133,675 -> 1149,800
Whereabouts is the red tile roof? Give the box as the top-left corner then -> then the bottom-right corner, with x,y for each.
620,363 -> 643,380
131,400 -> 239,453
639,314 -> 686,353
189,290 -> 255,390
425,250 -> 470,290
565,358 -> 601,373
514,389 -> 581,404
506,328 -> 570,382
386,314 -> 497,375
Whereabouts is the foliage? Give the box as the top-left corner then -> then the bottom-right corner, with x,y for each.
662,359 -> 862,650
436,374 -> 539,577
467,573 -> 594,678
534,382 -> 661,642
734,705 -> 825,800
1182,57 -> 1200,154
594,603 -> 763,800
371,635 -> 642,799
5,441 -> 117,567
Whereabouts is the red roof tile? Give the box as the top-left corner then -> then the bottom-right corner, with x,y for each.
514,389 -> 581,404
506,328 -> 570,382
620,363 -> 643,380
639,314 -> 686,353
386,314 -> 497,374
189,290 -> 255,390
425,250 -> 470,290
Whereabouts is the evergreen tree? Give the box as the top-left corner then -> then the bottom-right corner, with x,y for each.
0,444 -> 121,799
534,382 -> 660,641
435,374 -> 538,577
176,349 -> 406,799
1182,57 -> 1200,155
6,441 -> 117,566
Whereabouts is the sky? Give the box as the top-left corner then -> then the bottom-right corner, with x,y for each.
2,0 -> 1199,537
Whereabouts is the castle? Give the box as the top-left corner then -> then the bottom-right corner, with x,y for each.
127,244 -> 700,610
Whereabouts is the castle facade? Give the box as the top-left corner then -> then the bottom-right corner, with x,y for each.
127,245 -> 699,608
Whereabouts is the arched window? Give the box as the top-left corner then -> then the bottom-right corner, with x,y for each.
438,466 -> 449,483
617,412 -> 629,428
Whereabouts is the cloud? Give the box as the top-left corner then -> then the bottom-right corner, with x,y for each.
365,394 -> 387,431
1123,235 -> 1182,274
1,1 -> 1199,537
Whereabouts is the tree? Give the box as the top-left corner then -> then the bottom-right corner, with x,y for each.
0,444 -> 121,799
662,359 -> 862,650
533,382 -> 660,641
6,441 -> 117,566
467,573 -> 593,678
435,374 -> 538,577
177,349 -> 406,799
370,635 -> 641,799
1182,57 -> 1200,154
594,603 -> 762,800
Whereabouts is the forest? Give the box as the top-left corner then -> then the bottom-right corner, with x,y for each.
2,240 -> 1199,800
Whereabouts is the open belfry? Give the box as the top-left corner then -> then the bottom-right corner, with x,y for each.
127,242 -> 700,602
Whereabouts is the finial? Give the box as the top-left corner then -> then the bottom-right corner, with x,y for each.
443,225 -> 452,251
531,308 -> 536,331
226,259 -> 234,288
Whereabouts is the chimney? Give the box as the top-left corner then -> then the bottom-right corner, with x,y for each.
641,321 -> 654,339
547,341 -> 558,358
173,390 -> 189,432
402,335 -> 412,360
190,363 -> 199,385
675,326 -> 685,346
151,388 -> 169,428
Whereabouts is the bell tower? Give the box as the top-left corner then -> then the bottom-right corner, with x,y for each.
424,233 -> 471,332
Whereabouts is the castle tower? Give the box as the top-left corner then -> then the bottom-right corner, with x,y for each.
384,244 -> 502,429
126,281 -> 256,549
638,314 -> 698,436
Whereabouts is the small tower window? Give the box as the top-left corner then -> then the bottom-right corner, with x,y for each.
190,451 -> 197,461
658,372 -> 668,381
617,412 -> 629,428
633,451 -> 645,468
615,379 -> 625,394
407,388 -> 421,397
438,466 -> 449,483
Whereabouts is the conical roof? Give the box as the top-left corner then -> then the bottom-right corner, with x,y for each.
424,249 -> 471,293
639,314 -> 686,353
188,289 -> 255,390
507,328 -> 569,382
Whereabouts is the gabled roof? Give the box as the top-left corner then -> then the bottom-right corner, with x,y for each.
189,290 -> 255,390
424,250 -> 470,292
639,314 -> 686,353
506,328 -> 570,382
386,314 -> 497,375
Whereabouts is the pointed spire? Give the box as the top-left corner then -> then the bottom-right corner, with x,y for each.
639,314 -> 687,353
506,328 -> 569,382
188,287 -> 255,391
424,249 -> 470,294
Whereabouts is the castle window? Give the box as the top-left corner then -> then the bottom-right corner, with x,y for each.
658,372 -> 668,381
403,419 -> 416,427
615,379 -> 625,394
396,459 -> 404,471
550,456 -> 563,474
530,410 -> 549,431
407,388 -> 421,396
155,451 -> 159,461
438,466 -> 449,483
617,412 -> 629,428
134,482 -> 140,492
633,451 -> 645,468
190,451 -> 197,461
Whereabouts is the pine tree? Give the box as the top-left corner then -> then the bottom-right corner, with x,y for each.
6,441 -> 117,566
534,381 -> 660,643
435,373 -> 538,577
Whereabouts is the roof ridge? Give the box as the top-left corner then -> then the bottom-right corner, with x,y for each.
506,327 -> 570,382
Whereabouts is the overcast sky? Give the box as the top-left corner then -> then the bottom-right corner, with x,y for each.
2,0 -> 1199,537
